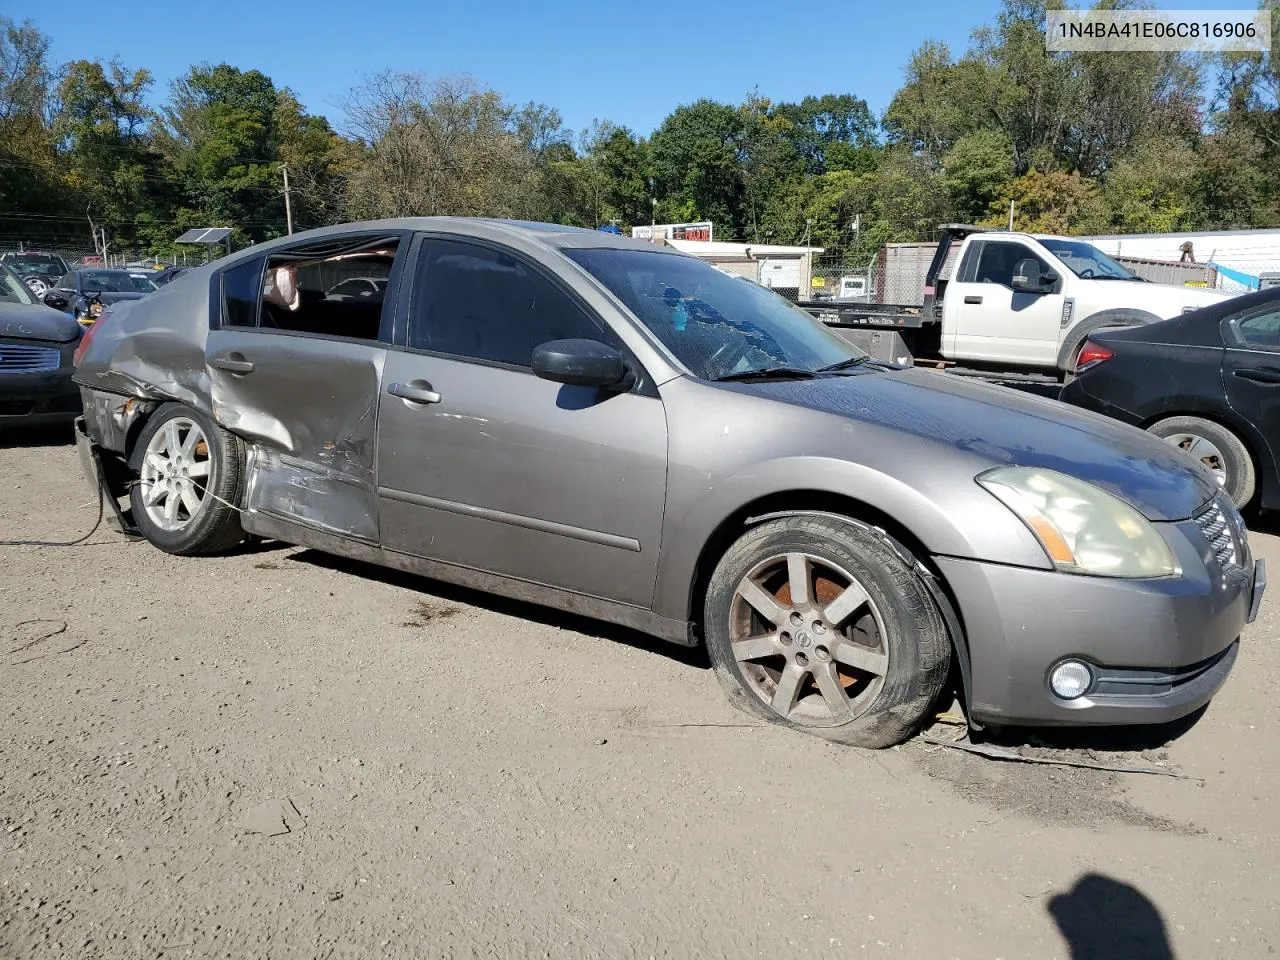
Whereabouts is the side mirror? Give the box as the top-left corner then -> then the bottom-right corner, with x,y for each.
42,292 -> 69,311
1012,259 -> 1056,294
532,338 -> 633,391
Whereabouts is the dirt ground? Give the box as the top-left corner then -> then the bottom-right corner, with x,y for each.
2,427 -> 1278,959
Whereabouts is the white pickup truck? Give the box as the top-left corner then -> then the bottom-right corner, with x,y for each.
800,225 -> 1234,383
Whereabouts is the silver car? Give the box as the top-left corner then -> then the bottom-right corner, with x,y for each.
71,219 -> 1266,747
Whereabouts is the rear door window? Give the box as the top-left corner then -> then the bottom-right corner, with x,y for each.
1231,307 -> 1280,351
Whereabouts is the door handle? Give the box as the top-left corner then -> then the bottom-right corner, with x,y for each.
388,381 -> 442,405
210,354 -> 254,374
963,295 -> 983,305
1234,367 -> 1280,385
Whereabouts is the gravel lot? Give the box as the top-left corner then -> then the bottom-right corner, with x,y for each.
2,427 -> 1278,959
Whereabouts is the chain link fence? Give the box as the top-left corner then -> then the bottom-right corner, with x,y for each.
807,258 -> 875,303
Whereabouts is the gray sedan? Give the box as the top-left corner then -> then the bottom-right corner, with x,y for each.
71,219 -> 1265,747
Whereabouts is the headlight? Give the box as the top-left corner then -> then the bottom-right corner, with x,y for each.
977,466 -> 1177,578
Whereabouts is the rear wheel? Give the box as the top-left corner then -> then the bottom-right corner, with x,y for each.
704,515 -> 951,748
1147,415 -> 1255,509
129,403 -> 246,555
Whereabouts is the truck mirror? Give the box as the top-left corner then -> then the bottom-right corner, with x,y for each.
1012,259 -> 1054,294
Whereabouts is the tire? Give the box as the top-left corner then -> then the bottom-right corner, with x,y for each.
1147,416 -> 1255,509
703,515 -> 951,749
128,402 -> 246,555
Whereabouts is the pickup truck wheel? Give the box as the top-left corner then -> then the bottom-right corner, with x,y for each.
704,515 -> 951,749
1147,416 -> 1255,509
128,402 -> 246,555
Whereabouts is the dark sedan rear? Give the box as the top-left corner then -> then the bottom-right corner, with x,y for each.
0,262 -> 84,426
1060,286 -> 1280,511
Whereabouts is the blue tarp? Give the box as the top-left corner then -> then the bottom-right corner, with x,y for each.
1208,261 -> 1260,290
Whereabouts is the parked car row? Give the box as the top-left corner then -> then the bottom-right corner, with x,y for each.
67,217 -> 1265,751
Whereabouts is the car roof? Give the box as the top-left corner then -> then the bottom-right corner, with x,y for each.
224,217 -> 681,263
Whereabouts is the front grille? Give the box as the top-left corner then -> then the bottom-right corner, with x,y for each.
1195,496 -> 1241,570
0,343 -> 60,374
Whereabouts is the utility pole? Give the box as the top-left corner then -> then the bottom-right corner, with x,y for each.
1008,200 -> 1016,231
281,164 -> 294,235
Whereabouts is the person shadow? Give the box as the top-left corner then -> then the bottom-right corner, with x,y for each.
1049,873 -> 1175,960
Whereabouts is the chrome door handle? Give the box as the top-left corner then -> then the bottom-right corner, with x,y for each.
388,381 -> 442,404
210,354 -> 254,374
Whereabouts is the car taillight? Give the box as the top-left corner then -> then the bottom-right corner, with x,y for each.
1075,341 -> 1113,373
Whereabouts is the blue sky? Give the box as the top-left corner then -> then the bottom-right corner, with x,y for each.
8,0 -> 1254,138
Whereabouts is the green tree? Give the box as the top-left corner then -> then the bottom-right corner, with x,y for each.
942,130 -> 1014,222
984,168 -> 1107,234
162,64 -> 285,243
649,100 -> 746,236
0,18 -> 61,228
55,59 -> 161,248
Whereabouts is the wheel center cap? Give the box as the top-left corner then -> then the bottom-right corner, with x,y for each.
796,632 -> 812,648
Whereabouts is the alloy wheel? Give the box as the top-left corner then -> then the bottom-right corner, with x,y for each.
729,552 -> 888,727
139,417 -> 212,532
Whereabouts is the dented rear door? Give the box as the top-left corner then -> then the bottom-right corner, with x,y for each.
206,328 -> 387,542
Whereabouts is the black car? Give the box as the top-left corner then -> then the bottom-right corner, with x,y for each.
151,265 -> 191,286
0,260 -> 83,427
1060,286 -> 1280,511
42,268 -> 159,324
0,251 -> 70,297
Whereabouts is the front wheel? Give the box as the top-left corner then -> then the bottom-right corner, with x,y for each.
1147,416 -> 1255,510
703,515 -> 951,748
128,403 -> 246,555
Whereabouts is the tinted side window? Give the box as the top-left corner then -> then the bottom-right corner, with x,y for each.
975,243 -> 1046,287
1234,308 -> 1280,349
222,258 -> 263,328
409,239 -> 609,366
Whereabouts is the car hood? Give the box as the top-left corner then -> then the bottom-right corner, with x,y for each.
735,367 -> 1217,522
1081,279 -> 1233,318
0,302 -> 83,343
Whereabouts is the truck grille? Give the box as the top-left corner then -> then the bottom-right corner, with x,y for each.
1195,496 -> 1241,570
0,343 -> 60,374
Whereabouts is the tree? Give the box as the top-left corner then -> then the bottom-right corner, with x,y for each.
54,59 -> 160,247
162,64 -> 285,243
942,130 -> 1014,222
0,18 -> 60,225
774,93 -> 877,174
1100,137 -> 1196,233
341,72 -> 540,221
649,100 -> 746,236
984,169 -> 1107,234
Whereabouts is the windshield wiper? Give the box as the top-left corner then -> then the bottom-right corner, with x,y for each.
816,356 -> 871,373
711,366 -> 819,382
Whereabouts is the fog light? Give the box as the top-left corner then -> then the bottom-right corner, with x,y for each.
1049,660 -> 1094,700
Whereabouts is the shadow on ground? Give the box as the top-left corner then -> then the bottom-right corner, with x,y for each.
975,705 -> 1209,753
285,547 -> 711,670
1050,873 -> 1175,959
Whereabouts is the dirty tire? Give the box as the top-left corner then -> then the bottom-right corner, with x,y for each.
128,402 -> 245,555
704,515 -> 951,749
1147,415 -> 1255,509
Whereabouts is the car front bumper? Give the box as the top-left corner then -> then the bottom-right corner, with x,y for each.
937,513 -> 1263,728
0,368 -> 82,426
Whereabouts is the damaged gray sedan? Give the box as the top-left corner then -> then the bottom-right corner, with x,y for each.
73,219 -> 1265,747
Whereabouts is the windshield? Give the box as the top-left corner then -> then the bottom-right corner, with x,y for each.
3,254 -> 67,278
79,270 -> 159,293
565,248 -> 865,380
0,263 -> 37,305
1038,239 -> 1136,280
